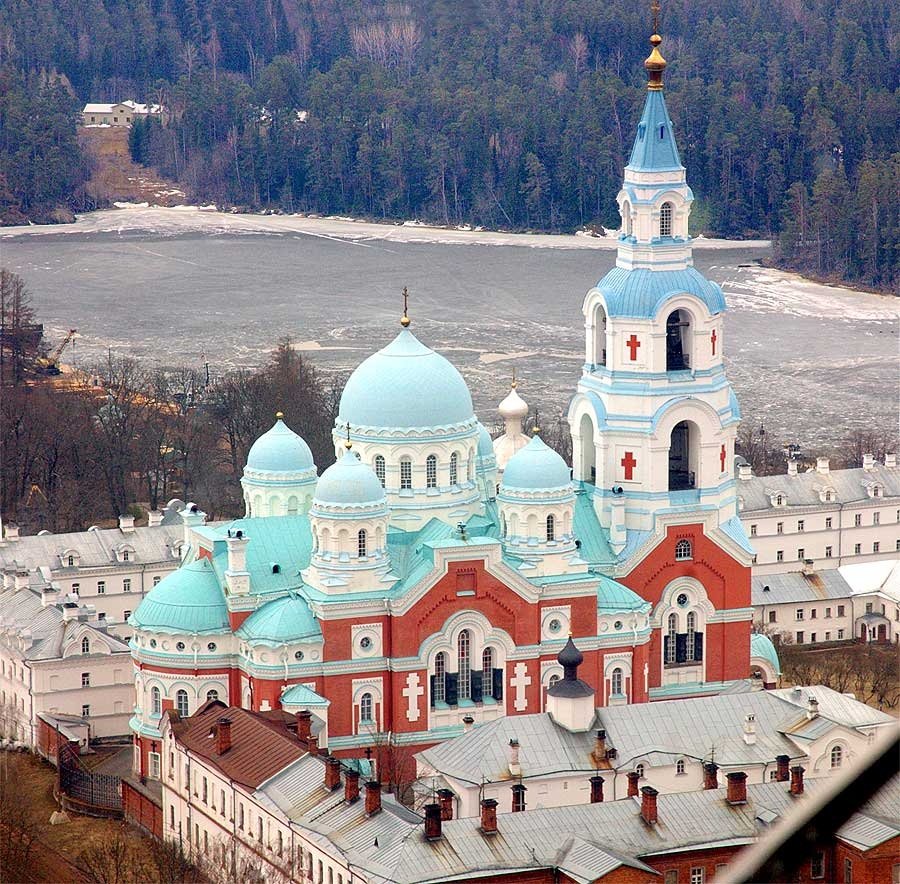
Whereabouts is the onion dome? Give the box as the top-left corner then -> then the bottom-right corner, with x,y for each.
129,558 -> 228,634
236,594 -> 321,646
312,450 -> 386,509
476,423 -> 494,458
558,635 -> 583,669
338,330 -> 475,430
549,636 -> 594,699
498,386 -> 528,421
245,415 -> 316,476
501,435 -> 572,492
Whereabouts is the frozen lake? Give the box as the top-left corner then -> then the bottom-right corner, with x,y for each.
1,206 -> 897,449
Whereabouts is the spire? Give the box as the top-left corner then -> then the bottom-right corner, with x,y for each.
644,1 -> 666,90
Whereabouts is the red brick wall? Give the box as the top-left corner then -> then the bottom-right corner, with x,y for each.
833,836 -> 900,884
122,780 -> 163,839
646,845 -> 743,881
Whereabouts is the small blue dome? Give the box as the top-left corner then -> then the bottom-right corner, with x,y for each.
236,594 -> 321,645
246,417 -> 315,474
314,450 -> 386,507
338,329 -> 475,429
501,435 -> 572,491
750,633 -> 781,676
129,559 -> 228,634
477,423 -> 494,457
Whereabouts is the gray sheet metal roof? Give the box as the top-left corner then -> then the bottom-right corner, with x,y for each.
0,524 -> 182,570
417,686 -> 892,784
738,464 -> 900,514
751,570 -> 852,606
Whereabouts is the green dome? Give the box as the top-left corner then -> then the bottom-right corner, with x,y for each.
245,417 -> 316,474
313,450 -> 386,507
236,594 -> 321,645
501,435 -> 571,492
129,558 -> 229,634
750,633 -> 781,675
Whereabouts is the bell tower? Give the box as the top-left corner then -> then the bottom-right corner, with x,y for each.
568,10 -> 741,556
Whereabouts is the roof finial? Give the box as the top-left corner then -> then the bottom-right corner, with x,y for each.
275,410 -> 284,420
644,0 -> 666,90
344,422 -> 352,450
511,366 -> 518,389
400,286 -> 411,328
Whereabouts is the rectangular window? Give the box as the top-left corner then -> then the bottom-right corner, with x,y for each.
865,602 -> 873,614
825,517 -> 833,529
750,524 -> 757,536
72,582 -> 80,593
811,632 -> 817,642
149,751 -> 160,779
153,576 -> 161,586
838,628 -> 845,639
220,789 -> 226,816
873,512 -> 880,525
400,460 -> 412,490
797,520 -> 804,532
796,631 -> 804,644
811,852 -> 824,879
82,704 -> 90,717
854,543 -> 861,554
81,672 -> 90,687
873,542 -> 880,553
777,550 -> 784,562
844,858 -> 852,883
810,609 -> 817,619
825,546 -> 833,558
123,610 -> 131,620
202,777 -> 208,803
664,871 -> 678,884
777,522 -> 784,534
239,803 -> 244,829
854,514 -> 862,527
896,540 -> 900,551
124,578 -> 132,592
797,548 -> 805,560
796,609 -> 804,621
768,611 -> 776,623
690,868 -> 705,884
97,581 -> 105,594
837,605 -> 845,616
825,607 -> 831,618
825,631 -> 831,641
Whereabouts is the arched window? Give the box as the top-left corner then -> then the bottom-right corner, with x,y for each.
360,692 -> 373,723
611,667 -> 623,696
675,539 -> 692,561
635,764 -> 645,778
482,647 -> 494,698
206,689 -> 219,702
622,200 -> 632,237
400,458 -> 412,490
81,636 -> 90,654
660,201 -> 673,237
426,455 -> 438,489
357,529 -> 367,558
669,419 -> 697,490
374,456 -> 385,487
676,759 -> 686,775
458,630 -> 471,700
449,452 -> 459,485
500,513 -> 507,538
666,310 -> 691,372
433,653 -> 446,704
546,515 -> 555,542
67,555 -> 75,567
176,689 -> 189,717
548,673 -> 560,689
151,686 -> 161,716
122,550 -> 130,562
830,745 -> 843,769
686,611 -> 697,662
467,453 -> 474,482
666,613 -> 678,664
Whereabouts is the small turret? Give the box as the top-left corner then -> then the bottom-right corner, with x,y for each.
545,637 -> 595,732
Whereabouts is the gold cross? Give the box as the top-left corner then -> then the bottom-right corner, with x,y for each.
401,287 -> 410,327
651,0 -> 661,33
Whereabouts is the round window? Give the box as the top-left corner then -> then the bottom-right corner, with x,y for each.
548,618 -> 562,634
207,642 -> 217,652
176,641 -> 185,651
677,593 -> 689,607
360,636 -> 373,650
149,639 -> 157,649
614,621 -> 623,630
294,650 -> 304,661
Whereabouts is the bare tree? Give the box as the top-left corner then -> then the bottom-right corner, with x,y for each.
180,42 -> 199,83
0,754 -> 42,883
75,828 -> 153,884
570,32 -> 588,76
0,267 -> 38,386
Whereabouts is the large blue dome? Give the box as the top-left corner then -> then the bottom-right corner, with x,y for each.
338,329 -> 475,430
129,558 -> 229,634
501,435 -> 572,492
313,450 -> 386,507
246,417 -> 316,474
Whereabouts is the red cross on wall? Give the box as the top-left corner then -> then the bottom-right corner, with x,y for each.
711,328 -> 718,355
720,444 -> 727,472
626,334 -> 641,361
621,451 -> 637,480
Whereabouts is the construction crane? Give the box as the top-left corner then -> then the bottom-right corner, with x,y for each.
37,328 -> 77,375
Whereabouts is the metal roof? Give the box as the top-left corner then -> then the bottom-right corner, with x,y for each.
751,570 -> 853,606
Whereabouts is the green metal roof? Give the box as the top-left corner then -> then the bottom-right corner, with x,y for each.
236,593 -> 321,645
572,491 -> 616,566
597,574 -> 651,613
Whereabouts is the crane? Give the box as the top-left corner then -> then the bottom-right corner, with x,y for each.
37,328 -> 77,375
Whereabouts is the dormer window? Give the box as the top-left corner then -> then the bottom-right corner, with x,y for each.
122,550 -> 130,561
67,555 -> 75,567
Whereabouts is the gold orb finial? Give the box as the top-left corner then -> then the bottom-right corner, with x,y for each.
511,366 -> 518,389
644,1 -> 666,90
344,422 -> 353,450
275,410 -> 284,420
400,286 -> 411,328
532,426 -> 540,436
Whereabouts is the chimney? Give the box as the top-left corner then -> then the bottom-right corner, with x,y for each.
14,570 -> 29,591
296,710 -> 312,744
148,510 -> 163,528
364,781 -> 381,816
118,514 -> 135,533
862,453 -> 875,471
4,525 -> 20,541
640,786 -> 658,825
508,738 -> 521,776
816,457 -> 830,475
775,755 -> 790,782
592,730 -> 607,762
726,771 -> 748,805
41,585 -> 59,608
324,756 -> 341,791
885,453 -> 897,468
787,460 -> 798,476
216,718 -> 232,755
480,798 -> 498,835
344,769 -> 360,804
589,775 -> 604,804
462,714 -> 474,733
790,765 -> 805,796
511,783 -> 526,813
703,762 -> 719,790
627,770 -> 640,797
424,803 -> 442,841
225,532 -> 251,596
742,713 -> 757,745
437,788 -> 454,821
307,733 -> 318,755
807,696 -> 819,720
738,463 -> 752,481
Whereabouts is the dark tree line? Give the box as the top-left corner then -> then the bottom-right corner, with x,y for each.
0,0 -> 897,288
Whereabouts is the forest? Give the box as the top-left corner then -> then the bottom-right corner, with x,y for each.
0,0 -> 897,289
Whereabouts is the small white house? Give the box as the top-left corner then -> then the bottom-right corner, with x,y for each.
81,100 -> 163,127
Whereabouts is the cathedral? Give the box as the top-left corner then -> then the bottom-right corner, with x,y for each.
128,29 -> 753,779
